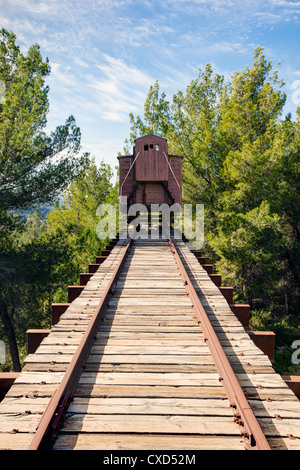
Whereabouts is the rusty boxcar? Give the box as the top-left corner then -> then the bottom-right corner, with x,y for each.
118,134 -> 183,208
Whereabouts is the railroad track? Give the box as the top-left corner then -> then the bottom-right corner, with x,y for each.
0,235 -> 300,450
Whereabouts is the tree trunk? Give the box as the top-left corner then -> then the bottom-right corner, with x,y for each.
0,296 -> 21,371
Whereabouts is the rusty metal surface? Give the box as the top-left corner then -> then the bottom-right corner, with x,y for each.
27,238 -> 133,450
283,376 -> 300,400
248,331 -> 276,363
135,135 -> 169,182
26,329 -> 51,354
118,134 -> 183,206
0,373 -> 20,401
168,237 -> 271,451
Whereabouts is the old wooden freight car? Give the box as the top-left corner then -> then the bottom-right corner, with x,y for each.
118,134 -> 183,208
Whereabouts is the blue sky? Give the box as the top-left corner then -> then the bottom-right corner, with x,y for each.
1,0 -> 300,173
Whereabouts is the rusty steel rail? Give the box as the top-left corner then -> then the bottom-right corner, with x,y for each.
28,238 -> 133,450
168,237 -> 271,451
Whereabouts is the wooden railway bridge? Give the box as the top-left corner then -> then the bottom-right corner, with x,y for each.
0,135 -> 300,451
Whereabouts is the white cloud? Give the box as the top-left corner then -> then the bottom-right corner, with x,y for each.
88,55 -> 153,121
0,0 -> 131,17
0,0 -> 53,14
272,0 -> 300,6
2,0 -> 300,169
163,0 -> 300,25
0,15 -> 47,48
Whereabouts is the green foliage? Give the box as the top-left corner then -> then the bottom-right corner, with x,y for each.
273,348 -> 300,376
0,157 -> 116,370
250,308 -> 300,375
46,158 -> 116,276
0,29 -> 86,211
0,29 -> 118,370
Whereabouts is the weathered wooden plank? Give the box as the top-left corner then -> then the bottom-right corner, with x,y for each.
13,371 -> 65,384
67,397 -> 234,416
24,352 -> 218,365
4,383 -> 58,397
78,372 -> 222,386
31,344 -> 209,355
62,413 -> 241,435
258,417 -> 300,438
23,362 -> 217,374
73,383 -> 228,399
2,237 -> 300,451
0,396 -> 50,414
53,433 -> 246,450
250,399 -> 300,419
0,433 -> 35,451
0,414 -> 42,433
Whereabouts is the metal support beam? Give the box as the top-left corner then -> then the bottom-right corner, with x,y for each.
51,303 -> 70,326
248,331 -> 275,363
0,373 -> 20,401
26,329 -> 51,354
67,285 -> 84,303
230,304 -> 250,328
101,250 -> 111,257
209,274 -> 222,287
89,263 -> 101,273
282,376 -> 300,400
202,264 -> 213,274
79,273 -> 93,286
219,286 -> 233,304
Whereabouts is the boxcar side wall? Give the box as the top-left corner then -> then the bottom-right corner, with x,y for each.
119,155 -> 134,198
118,135 -> 183,207
168,155 -> 183,205
135,135 -> 169,182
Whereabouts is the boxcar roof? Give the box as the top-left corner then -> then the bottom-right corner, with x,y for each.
134,134 -> 167,142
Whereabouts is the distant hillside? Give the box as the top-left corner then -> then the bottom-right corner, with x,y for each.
9,204 -> 55,222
